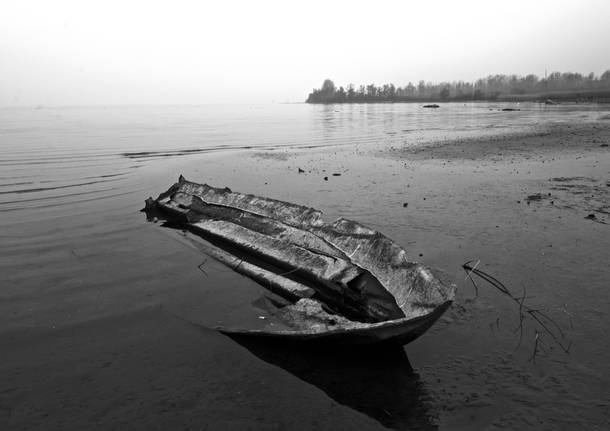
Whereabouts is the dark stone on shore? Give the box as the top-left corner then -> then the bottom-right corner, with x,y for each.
403,202 -> 408,208
585,213 -> 597,220
298,167 -> 305,173
423,104 -> 440,108
324,176 -> 328,181
601,143 -> 608,147
502,108 -> 520,111
332,173 -> 341,176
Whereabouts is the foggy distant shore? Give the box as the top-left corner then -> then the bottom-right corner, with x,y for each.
307,71 -> 610,104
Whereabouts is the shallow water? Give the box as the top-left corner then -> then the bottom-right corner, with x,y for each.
0,102 -> 605,223
1,102 -> 609,430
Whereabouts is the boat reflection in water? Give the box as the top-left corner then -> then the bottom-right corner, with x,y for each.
227,335 -> 437,430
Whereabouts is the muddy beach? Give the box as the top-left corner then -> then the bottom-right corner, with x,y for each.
1,104 -> 609,430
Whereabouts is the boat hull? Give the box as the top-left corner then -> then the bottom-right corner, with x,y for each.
145,176 -> 456,345
219,301 -> 451,345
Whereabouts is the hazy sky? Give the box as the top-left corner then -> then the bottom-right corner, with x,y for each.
1,0 -> 609,105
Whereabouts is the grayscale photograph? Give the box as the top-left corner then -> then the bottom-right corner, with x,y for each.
1,1 -> 609,430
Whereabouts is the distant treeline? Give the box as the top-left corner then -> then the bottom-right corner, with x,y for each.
306,71 -> 610,103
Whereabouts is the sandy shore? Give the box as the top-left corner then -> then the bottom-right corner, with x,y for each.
1,119 -> 609,430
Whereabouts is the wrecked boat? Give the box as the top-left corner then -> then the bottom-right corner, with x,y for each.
144,176 -> 455,345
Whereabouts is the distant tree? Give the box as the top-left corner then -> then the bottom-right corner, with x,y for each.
381,84 -> 389,98
366,84 -> 377,98
336,86 -> 346,102
406,82 -> 416,96
347,84 -> 355,101
306,79 -> 337,103
524,74 -> 538,92
306,70 -> 610,103
547,72 -> 562,90
416,81 -> 423,96
321,79 -> 336,94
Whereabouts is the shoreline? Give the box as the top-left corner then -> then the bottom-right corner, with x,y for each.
305,90 -> 610,105
389,120 -> 610,161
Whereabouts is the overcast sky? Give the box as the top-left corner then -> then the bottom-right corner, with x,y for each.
1,0 -> 609,106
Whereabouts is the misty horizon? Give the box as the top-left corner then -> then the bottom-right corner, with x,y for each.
4,68 -> 610,108
2,0 -> 610,106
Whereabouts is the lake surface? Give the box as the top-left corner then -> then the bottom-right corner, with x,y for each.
1,102 -> 609,430
1,102 -> 605,224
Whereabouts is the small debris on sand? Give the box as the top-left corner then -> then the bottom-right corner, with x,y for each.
585,213 -> 597,220
298,167 -> 305,173
323,176 -> 328,181
403,202 -> 408,208
423,104 -> 440,108
551,176 -> 593,182
526,193 -> 545,202
332,173 -> 341,176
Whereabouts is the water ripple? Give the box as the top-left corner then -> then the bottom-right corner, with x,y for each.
0,177 -> 123,195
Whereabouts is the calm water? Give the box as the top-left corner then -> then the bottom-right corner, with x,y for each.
1,102 -> 609,430
1,102 -> 605,224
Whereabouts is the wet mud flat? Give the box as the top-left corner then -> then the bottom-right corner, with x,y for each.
1,119 -> 609,430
